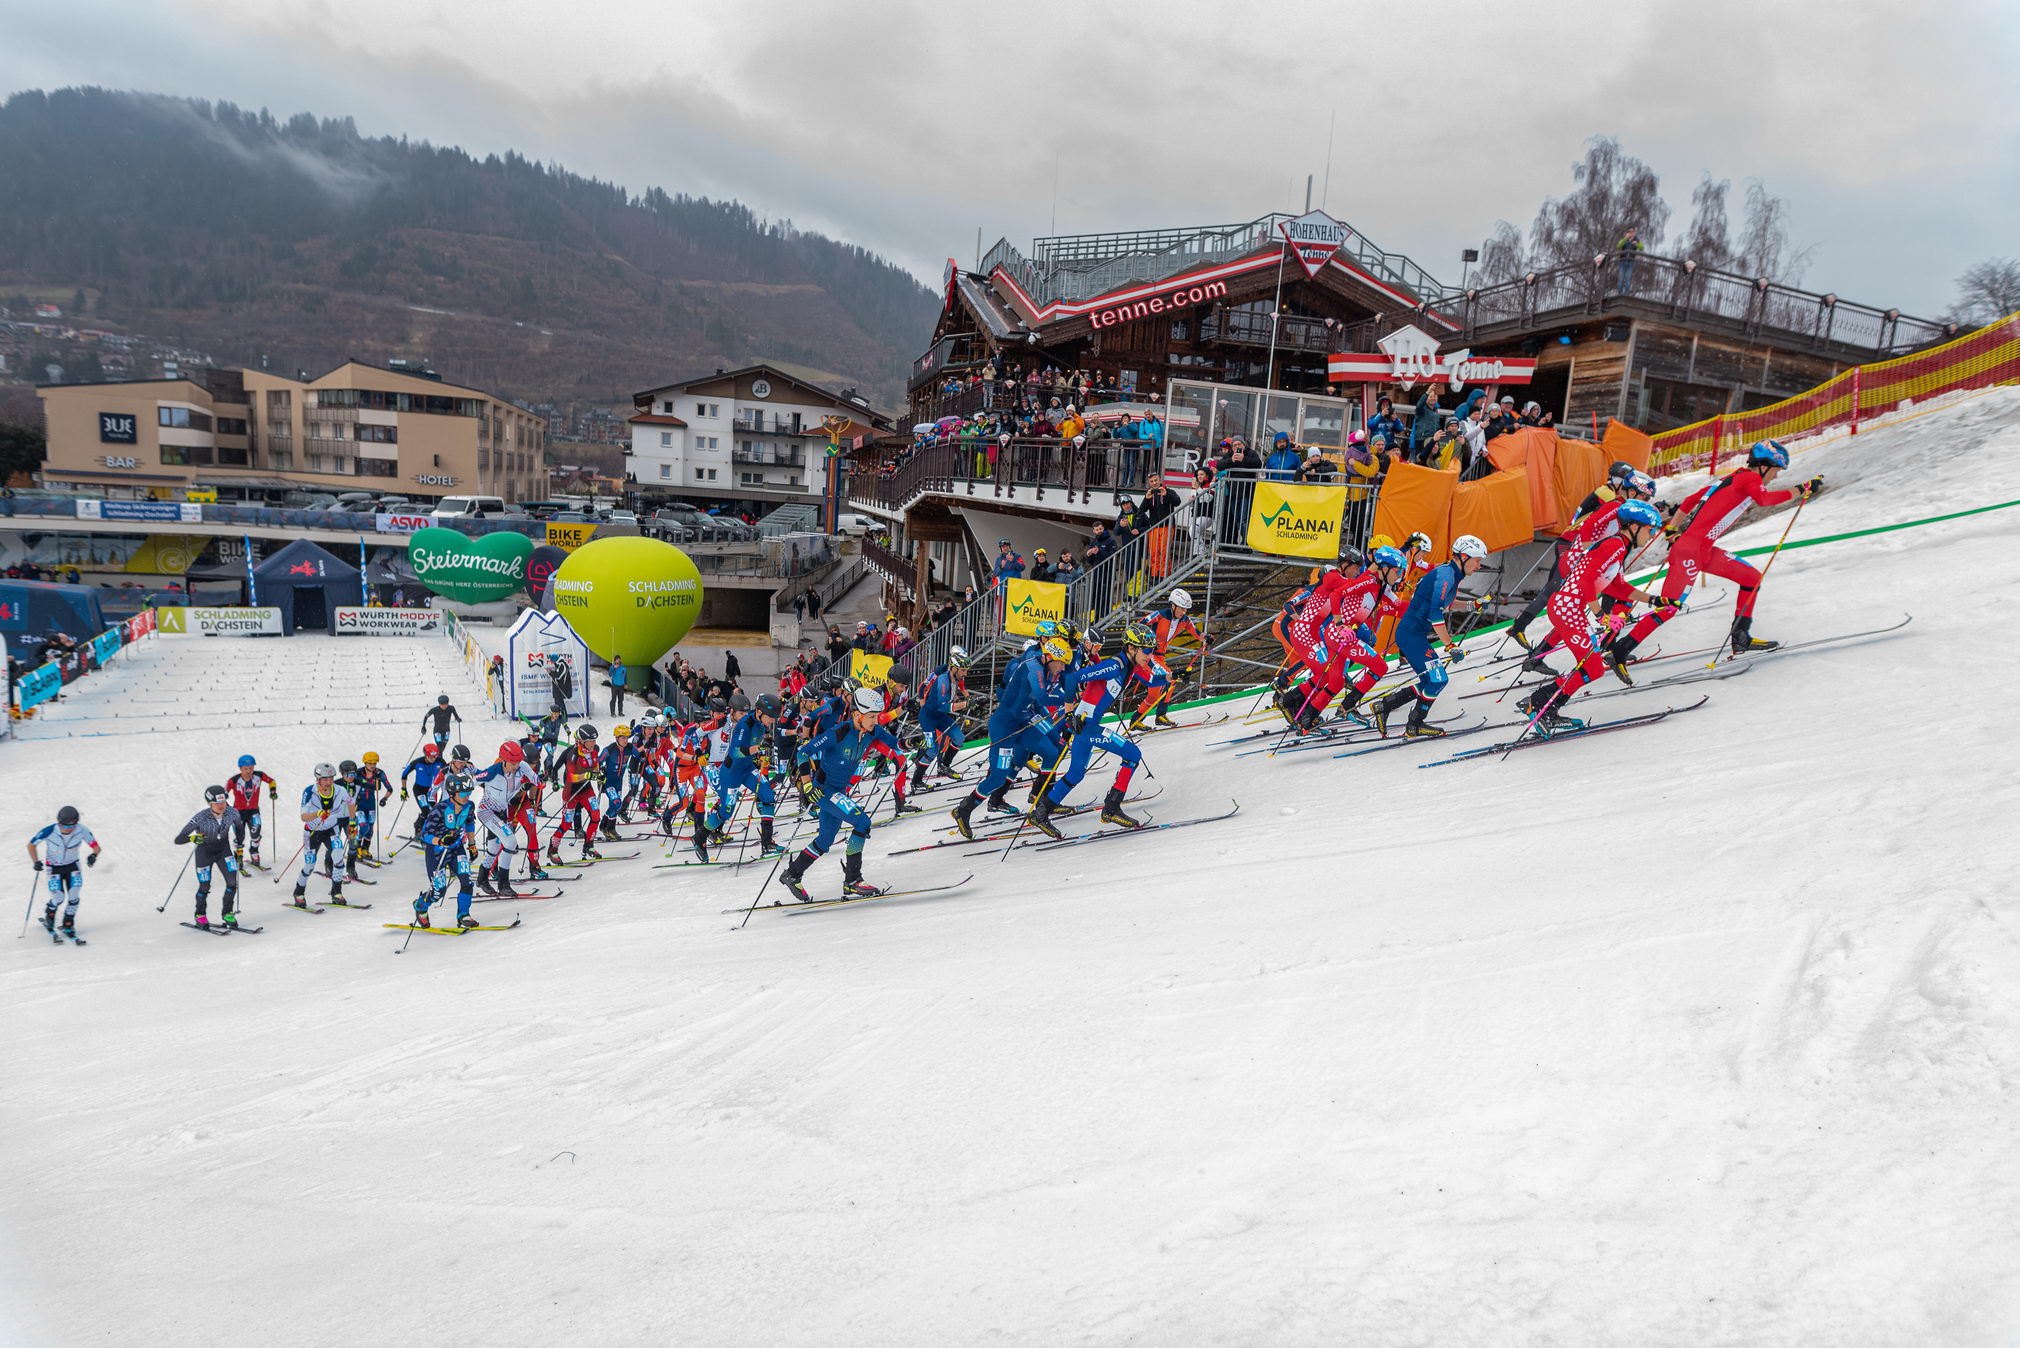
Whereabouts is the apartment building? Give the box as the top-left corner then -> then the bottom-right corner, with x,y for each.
37,360 -> 546,501
628,364 -> 889,507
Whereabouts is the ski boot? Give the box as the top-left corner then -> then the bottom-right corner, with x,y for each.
458,913 -> 482,930
892,794 -> 923,818
909,763 -> 928,793
41,908 -> 56,935
1099,786 -> 1144,830
221,911 -> 240,928
1729,616 -> 1780,656
1403,701 -> 1446,739
1026,793 -> 1065,840
289,886 -> 312,911
1509,622 -> 1536,653
933,748 -> 957,779
412,897 -> 432,929
1371,687 -> 1415,738
473,866 -> 498,897
491,868 -> 519,899
758,818 -> 782,856
950,793 -> 981,841
1333,686 -> 1366,721
581,837 -> 603,861
1520,652 -> 1556,678
248,847 -> 261,869
1604,635 -> 1641,685
599,820 -> 623,842
777,851 -> 816,903
545,846 -> 565,870
839,850 -> 884,898
1275,689 -> 1302,724
1522,684 -> 1577,733
527,858 -> 552,882
1291,701 -> 1323,735
192,915 -> 210,929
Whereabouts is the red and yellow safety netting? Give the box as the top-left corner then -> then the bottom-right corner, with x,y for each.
1649,310 -> 2020,476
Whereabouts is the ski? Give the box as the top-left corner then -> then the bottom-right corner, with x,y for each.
923,788 -> 1164,839
381,919 -> 524,933
1575,662 -> 1753,702
323,901 -> 375,911
1026,801 -> 1241,852
283,902 -> 326,914
222,923 -> 266,933
473,890 -> 565,902
1130,712 -> 1232,737
721,875 -> 977,915
1418,696 -> 1711,768
180,922 -> 231,935
1333,719 -> 1495,757
63,930 -> 87,945
1458,648 -> 1669,701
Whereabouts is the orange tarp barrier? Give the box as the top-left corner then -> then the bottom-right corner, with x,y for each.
1370,462 -> 1457,562
1451,469 -> 1535,554
1601,419 -> 1653,473
1551,436 -> 1605,530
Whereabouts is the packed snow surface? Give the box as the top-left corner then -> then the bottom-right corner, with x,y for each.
5,390 -> 2019,1346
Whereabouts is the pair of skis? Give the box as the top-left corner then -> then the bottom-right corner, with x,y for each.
1417,696 -> 1711,768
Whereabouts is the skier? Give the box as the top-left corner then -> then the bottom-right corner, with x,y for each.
223,754 -> 278,868
1521,499 -> 1674,727
858,670 -> 921,818
291,762 -> 353,908
333,761 -> 366,881
505,735 -> 553,881
700,695 -> 781,860
174,787 -> 242,928
551,724 -> 603,862
1027,624 -> 1162,838
421,694 -> 461,749
1517,469 -> 1659,672
595,723 -> 636,841
26,805 -> 99,940
1508,460 -> 1640,652
911,647 -> 970,789
1277,545 -> 1408,731
1607,440 -> 1822,667
533,702 -> 569,783
473,741 -> 538,896
949,636 -> 1073,839
349,751 -> 392,867
775,688 -> 907,902
1129,589 -> 1206,730
411,773 -> 480,929
399,742 -> 446,804
1372,534 -> 1489,739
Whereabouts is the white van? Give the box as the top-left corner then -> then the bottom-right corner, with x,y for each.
430,495 -> 508,520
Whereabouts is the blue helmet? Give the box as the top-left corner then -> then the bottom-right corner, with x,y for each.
1034,620 -> 1059,639
237,754 -> 256,767
1624,471 -> 1657,499
1370,545 -> 1406,571
1616,499 -> 1663,529
1748,440 -> 1790,469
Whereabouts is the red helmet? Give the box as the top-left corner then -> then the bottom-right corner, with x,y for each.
498,741 -> 524,764
421,743 -> 441,757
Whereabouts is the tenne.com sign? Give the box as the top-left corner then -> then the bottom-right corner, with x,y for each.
1088,278 -> 1229,330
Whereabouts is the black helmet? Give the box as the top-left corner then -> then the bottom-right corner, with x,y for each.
729,692 -> 751,712
1338,545 -> 1364,567
755,694 -> 782,717
884,665 -> 912,687
1607,459 -> 1634,481
450,744 -> 471,762
707,697 -> 728,715
204,785 -> 228,803
576,723 -> 599,740
437,694 -> 450,705
339,759 -> 358,776
56,805 -> 80,826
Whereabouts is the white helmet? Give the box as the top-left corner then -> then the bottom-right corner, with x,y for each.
1451,534 -> 1488,560
1169,588 -> 1193,611
949,645 -> 971,667
852,687 -> 885,714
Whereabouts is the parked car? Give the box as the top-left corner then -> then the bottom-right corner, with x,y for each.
430,495 -> 509,520
373,496 -> 415,511
833,512 -> 881,538
282,491 -> 341,510
606,510 -> 639,525
551,511 -> 597,523
334,491 -> 379,508
515,500 -> 573,520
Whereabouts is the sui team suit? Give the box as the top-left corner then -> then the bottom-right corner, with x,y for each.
224,768 -> 277,862
30,821 -> 98,926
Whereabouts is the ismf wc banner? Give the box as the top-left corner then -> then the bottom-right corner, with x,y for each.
1002,579 -> 1067,636
16,660 -> 62,710
333,607 -> 442,637
1245,482 -> 1346,560
155,606 -> 285,636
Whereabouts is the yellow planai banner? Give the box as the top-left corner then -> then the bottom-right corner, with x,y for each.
546,521 -> 599,551
1002,578 -> 1067,636
849,650 -> 894,688
1245,481 -> 1347,560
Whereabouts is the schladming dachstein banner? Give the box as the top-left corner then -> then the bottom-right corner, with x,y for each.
1002,579 -> 1067,636
1246,481 -> 1346,560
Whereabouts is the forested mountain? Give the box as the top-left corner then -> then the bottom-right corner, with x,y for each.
0,87 -> 935,406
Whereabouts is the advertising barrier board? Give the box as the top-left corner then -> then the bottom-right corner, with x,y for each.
333,607 -> 442,636
154,606 -> 285,636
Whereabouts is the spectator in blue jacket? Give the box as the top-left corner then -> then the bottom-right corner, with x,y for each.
990,539 -> 1026,586
1366,396 -> 1407,454
1263,432 -> 1303,480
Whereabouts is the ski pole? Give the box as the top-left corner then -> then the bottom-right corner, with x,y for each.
381,732 -> 426,843
735,779 -> 822,929
994,734 -> 1074,862
18,873 -> 42,938
154,850 -> 196,914
1709,496 -> 1808,668
270,831 -> 309,885
1475,542 -> 1559,669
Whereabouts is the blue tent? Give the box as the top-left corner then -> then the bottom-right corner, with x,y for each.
252,539 -> 362,634
0,579 -> 106,659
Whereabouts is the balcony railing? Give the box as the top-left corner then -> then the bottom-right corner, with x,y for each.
732,447 -> 806,468
849,435 -> 1162,513
732,415 -> 806,435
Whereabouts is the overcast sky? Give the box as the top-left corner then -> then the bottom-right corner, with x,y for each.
4,0 -> 2015,317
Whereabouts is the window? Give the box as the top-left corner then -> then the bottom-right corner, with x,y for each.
739,472 -> 763,487
159,445 -> 213,465
356,458 -> 398,478
694,467 -> 705,481
660,431 -> 673,448
660,401 -> 675,415
695,401 -> 719,418
659,464 -> 672,480
217,447 -> 249,466
706,468 -> 718,481
158,407 -> 214,432
356,423 -> 398,444
216,417 -> 248,436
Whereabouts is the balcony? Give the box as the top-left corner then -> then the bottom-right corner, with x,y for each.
732,415 -> 806,435
731,446 -> 806,468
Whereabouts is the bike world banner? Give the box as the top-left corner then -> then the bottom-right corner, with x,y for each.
1246,482 -> 1346,560
154,606 -> 285,636
849,650 -> 894,689
333,607 -> 441,637
545,521 -> 599,551
1002,578 -> 1067,636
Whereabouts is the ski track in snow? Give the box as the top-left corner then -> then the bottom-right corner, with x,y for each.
4,391 -> 2020,1347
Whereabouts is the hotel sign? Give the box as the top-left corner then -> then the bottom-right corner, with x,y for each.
413,473 -> 460,487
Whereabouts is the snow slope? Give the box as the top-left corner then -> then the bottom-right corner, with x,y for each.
4,391 -> 2019,1348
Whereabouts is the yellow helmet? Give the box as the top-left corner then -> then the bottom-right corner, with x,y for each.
361,751 -> 380,765
1369,533 -> 1396,551
1040,637 -> 1073,664
613,724 -> 631,737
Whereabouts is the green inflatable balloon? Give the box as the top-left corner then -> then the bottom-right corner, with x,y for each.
549,536 -> 703,678
409,527 -> 534,603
